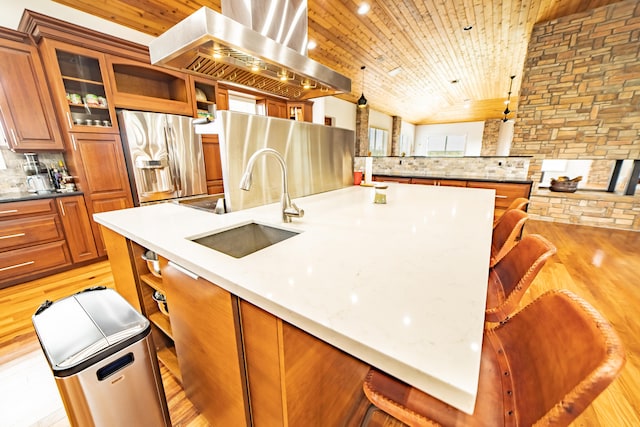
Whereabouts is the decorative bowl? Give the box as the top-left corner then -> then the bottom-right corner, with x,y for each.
550,177 -> 579,193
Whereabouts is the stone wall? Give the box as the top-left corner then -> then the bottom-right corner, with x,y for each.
354,156 -> 530,181
511,0 -> 640,231
355,105 -> 369,156
530,191 -> 640,230
481,120 -> 501,155
513,0 -> 640,172
391,116 -> 401,156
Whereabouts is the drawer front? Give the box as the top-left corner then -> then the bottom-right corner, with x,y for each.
374,176 -> 412,184
439,179 -> 467,187
0,214 -> 63,250
0,240 -> 71,283
411,178 -> 467,187
0,198 -> 56,219
411,178 -> 437,185
467,182 -> 530,209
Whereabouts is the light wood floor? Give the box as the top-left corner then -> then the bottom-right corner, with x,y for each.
0,220 -> 638,426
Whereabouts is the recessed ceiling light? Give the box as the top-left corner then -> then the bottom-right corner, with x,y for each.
388,67 -> 402,77
307,40 -> 317,50
463,25 -> 473,31
358,3 -> 370,15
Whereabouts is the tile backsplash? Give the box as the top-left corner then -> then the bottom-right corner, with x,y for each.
354,156 -> 530,181
0,147 -> 65,194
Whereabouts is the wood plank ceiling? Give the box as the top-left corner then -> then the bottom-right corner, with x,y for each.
53,0 -> 624,124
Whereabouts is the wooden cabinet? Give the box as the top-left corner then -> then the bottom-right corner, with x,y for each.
106,55 -> 193,116
0,29 -> 64,150
467,181 -> 532,219
103,234 -> 371,426
191,75 -> 217,120
240,300 -> 369,426
201,134 -> 224,194
0,199 -> 71,288
287,101 -> 313,122
266,99 -> 288,119
39,38 -> 117,134
372,175 -> 532,218
216,86 -> 229,110
56,195 -> 98,263
374,175 -> 412,184
412,177 -> 467,187
162,261 -> 250,426
65,132 -> 133,256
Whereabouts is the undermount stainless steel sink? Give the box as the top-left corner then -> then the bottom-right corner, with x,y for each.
191,222 -> 299,258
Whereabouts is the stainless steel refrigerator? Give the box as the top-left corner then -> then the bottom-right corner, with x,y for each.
118,110 -> 206,205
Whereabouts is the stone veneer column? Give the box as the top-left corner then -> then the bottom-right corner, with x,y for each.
391,116 -> 402,156
481,119 -> 502,155
511,0 -> 640,183
355,105 -> 369,156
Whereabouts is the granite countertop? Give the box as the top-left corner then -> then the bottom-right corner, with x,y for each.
0,191 -> 84,203
95,184 -> 495,414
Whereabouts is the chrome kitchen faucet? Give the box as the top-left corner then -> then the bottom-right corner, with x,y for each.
239,148 -> 304,223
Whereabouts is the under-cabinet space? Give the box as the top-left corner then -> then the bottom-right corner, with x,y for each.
191,76 -> 217,120
101,223 -> 182,381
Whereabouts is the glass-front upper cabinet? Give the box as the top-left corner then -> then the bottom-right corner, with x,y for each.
39,39 -> 117,133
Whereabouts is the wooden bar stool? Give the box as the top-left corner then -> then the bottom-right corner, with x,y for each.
490,209 -> 528,267
493,197 -> 529,229
362,289 -> 625,427
485,233 -> 557,323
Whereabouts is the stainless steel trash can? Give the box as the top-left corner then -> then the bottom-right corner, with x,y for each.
32,286 -> 171,427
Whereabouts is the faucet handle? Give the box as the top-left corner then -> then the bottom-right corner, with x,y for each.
284,202 -> 304,219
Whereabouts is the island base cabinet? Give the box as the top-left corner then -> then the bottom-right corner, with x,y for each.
240,301 -> 371,426
162,261 -> 251,426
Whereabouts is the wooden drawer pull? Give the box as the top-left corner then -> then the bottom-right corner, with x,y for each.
0,233 -> 26,240
0,260 -> 35,272
0,209 -> 19,215
495,195 -> 508,199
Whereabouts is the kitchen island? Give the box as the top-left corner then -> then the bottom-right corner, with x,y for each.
95,183 -> 495,424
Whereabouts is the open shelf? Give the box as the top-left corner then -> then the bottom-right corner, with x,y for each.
157,346 -> 182,384
149,311 -> 173,338
62,75 -> 104,86
141,273 -> 165,293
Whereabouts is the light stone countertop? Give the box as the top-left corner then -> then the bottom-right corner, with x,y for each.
94,183 -> 495,414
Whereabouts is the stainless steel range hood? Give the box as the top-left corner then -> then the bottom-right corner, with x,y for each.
149,2 -> 351,101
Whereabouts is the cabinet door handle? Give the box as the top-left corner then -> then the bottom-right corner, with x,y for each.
0,260 -> 35,272
58,200 -> 66,216
168,261 -> 199,280
0,233 -> 25,240
65,111 -> 74,130
71,135 -> 78,151
9,128 -> 18,146
495,195 -> 508,199
0,209 -> 18,215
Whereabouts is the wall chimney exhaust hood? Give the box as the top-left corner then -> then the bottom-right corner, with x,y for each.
149,2 -> 351,101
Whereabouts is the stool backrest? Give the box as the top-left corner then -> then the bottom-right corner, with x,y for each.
488,289 -> 626,426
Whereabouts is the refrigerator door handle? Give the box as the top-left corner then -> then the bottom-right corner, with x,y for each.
164,124 -> 182,193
